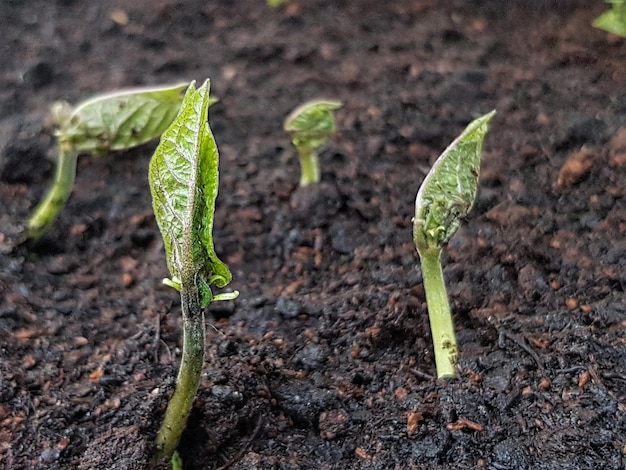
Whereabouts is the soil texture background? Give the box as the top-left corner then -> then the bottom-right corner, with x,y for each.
0,1 -> 625,469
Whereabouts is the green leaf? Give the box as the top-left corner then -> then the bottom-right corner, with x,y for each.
53,82 -> 189,156
284,99 -> 342,155
414,110 -> 496,254
593,1 -> 626,38
25,83 -> 196,240
149,79 -> 231,307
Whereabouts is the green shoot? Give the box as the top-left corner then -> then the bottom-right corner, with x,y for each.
284,99 -> 342,186
149,79 -> 237,462
593,1 -> 626,37
26,82 -> 190,239
413,110 -> 496,379
267,0 -> 290,6
170,451 -> 183,470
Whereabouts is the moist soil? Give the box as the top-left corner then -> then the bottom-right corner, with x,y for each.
0,1 -> 625,469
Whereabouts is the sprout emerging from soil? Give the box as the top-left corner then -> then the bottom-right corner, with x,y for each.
267,0 -> 290,6
284,99 -> 342,186
26,82 -> 197,239
413,110 -> 496,379
594,0 -> 626,37
149,79 -> 237,462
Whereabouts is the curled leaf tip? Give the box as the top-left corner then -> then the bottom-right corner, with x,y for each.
213,291 -> 240,302
163,277 -> 182,291
284,99 -> 342,147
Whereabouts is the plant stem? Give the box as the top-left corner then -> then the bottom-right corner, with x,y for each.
155,283 -> 205,461
298,147 -> 320,186
419,246 -> 458,379
26,144 -> 78,239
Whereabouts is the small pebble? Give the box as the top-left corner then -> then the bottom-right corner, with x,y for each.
216,339 -> 238,357
39,447 -> 60,464
275,297 -> 301,318
211,385 -> 244,405
24,62 -> 54,90
294,345 -> 327,370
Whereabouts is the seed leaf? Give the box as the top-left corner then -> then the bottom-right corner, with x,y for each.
149,80 -> 231,307
53,82 -> 189,156
414,110 -> 496,253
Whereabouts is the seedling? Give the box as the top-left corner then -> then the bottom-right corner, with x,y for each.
267,0 -> 290,6
413,110 -> 496,379
149,79 -> 237,462
594,0 -> 626,37
25,82 -> 200,239
284,99 -> 341,186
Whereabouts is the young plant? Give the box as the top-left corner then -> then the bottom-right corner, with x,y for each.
25,82 -> 192,239
593,0 -> 626,37
267,0 -> 290,6
149,79 -> 237,462
413,110 -> 496,379
284,99 -> 342,186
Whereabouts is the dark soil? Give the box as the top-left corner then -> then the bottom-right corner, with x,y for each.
1,1 -> 625,469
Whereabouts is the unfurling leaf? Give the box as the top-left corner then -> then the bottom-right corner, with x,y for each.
284,99 -> 342,186
149,79 -> 231,307
413,110 -> 496,255
284,99 -> 342,155
54,82 -> 189,156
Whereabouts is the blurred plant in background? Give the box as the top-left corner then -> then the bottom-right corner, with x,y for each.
594,0 -> 626,37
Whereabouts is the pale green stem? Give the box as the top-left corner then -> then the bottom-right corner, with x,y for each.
155,284 -> 205,461
419,246 -> 458,379
298,146 -> 320,186
26,144 -> 78,239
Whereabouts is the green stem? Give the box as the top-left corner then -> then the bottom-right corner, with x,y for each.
26,144 -> 78,239
419,246 -> 458,379
155,284 -> 205,461
298,147 -> 320,186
